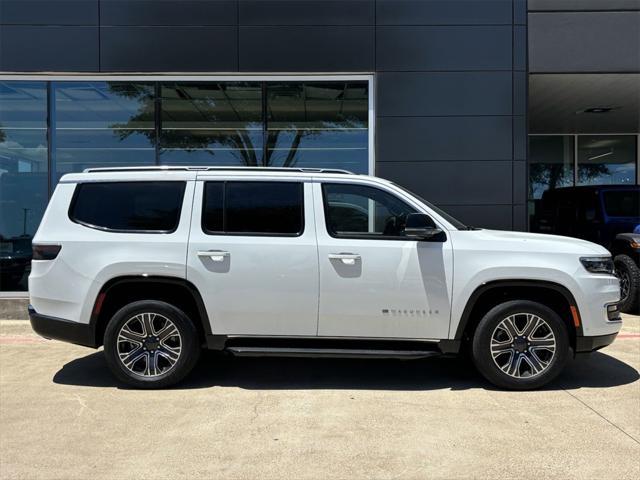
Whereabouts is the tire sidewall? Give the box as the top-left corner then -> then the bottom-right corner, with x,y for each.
614,255 -> 640,313
472,300 -> 569,390
104,300 -> 200,389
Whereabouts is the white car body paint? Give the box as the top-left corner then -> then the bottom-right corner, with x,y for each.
29,169 -> 622,345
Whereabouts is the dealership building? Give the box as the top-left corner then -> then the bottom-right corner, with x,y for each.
1,0 -> 639,293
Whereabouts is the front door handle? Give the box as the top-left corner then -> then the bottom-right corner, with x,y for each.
328,253 -> 361,265
197,250 -> 230,262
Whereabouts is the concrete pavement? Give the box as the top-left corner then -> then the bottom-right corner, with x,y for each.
1,315 -> 639,479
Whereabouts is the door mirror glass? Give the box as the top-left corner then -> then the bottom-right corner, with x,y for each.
404,213 -> 443,239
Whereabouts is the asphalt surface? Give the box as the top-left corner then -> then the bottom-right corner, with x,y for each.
1,315 -> 639,479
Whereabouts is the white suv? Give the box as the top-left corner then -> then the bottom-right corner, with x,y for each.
29,167 -> 622,389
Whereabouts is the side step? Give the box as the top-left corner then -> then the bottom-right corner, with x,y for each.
226,346 -> 441,360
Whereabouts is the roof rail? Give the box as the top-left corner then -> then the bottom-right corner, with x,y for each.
83,166 -> 355,175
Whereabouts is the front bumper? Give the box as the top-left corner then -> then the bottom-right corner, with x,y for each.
575,332 -> 619,353
29,306 -> 97,348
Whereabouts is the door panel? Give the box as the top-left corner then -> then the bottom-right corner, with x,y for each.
187,179 -> 319,336
314,182 -> 453,339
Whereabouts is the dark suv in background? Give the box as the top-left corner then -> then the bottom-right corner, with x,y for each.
532,185 -> 640,313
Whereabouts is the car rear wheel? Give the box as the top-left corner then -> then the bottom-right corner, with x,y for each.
614,255 -> 640,314
472,300 -> 569,390
104,300 -> 201,389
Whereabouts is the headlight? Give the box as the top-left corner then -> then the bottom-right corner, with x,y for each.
580,256 -> 614,274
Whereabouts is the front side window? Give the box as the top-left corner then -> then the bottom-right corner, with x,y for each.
70,182 -> 186,232
203,181 -> 304,236
322,183 -> 417,239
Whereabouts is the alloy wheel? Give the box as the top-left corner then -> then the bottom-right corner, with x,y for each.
490,313 -> 556,379
116,313 -> 182,378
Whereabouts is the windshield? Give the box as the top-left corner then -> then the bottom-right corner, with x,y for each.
392,183 -> 468,230
603,190 -> 640,218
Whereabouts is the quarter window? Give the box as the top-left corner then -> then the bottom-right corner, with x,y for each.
203,181 -> 304,236
69,182 -> 186,232
322,183 -> 417,239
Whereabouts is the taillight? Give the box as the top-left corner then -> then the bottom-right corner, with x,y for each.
32,244 -> 61,260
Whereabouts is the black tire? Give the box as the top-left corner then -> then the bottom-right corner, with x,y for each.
614,255 -> 640,314
104,300 -> 201,389
471,300 -> 569,390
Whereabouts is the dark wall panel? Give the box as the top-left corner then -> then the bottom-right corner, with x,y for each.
513,116 -> 527,160
529,12 -> 640,73
0,26 -> 98,71
376,0 -> 512,25
240,0 -> 374,25
100,0 -> 237,26
0,0 -> 98,25
513,161 -> 526,204
100,26 -> 238,71
239,26 -> 374,71
513,71 -> 526,115
514,0 -> 527,25
376,161 -> 513,206
377,116 -> 513,162
377,71 -> 512,116
376,26 -> 512,71
513,25 -> 527,71
442,205 -> 513,230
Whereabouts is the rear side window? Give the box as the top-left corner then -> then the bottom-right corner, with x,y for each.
202,181 -> 304,236
70,182 -> 186,233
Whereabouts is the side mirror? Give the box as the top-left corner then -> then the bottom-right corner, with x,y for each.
404,213 -> 443,240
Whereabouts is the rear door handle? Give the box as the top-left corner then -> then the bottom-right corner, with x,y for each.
197,250 -> 230,262
328,253 -> 361,265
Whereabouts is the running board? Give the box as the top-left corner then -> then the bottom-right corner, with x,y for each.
226,346 -> 441,360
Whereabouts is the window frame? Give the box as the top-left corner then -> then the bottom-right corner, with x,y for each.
201,180 -> 306,238
68,181 -> 187,234
321,182 -> 422,241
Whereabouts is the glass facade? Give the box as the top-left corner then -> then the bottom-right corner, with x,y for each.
0,81 -> 48,291
529,134 -> 639,230
577,135 -> 637,186
0,78 -> 370,291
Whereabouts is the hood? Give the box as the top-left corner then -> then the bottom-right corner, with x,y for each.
460,229 -> 610,256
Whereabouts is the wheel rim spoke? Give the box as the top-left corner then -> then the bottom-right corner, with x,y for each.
490,313 -> 556,379
157,323 -> 179,341
118,325 -> 145,344
116,312 -> 182,378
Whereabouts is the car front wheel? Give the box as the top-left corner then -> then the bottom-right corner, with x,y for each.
472,300 -> 569,390
104,300 -> 201,389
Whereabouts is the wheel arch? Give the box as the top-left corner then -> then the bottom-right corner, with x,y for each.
89,276 -> 212,348
455,280 -> 582,349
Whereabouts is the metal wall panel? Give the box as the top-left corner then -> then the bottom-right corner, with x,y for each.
377,116 -> 513,162
239,0 -> 374,25
0,0 -> 98,25
100,26 -> 238,71
442,205 -> 514,230
377,71 -> 512,116
99,0 -> 237,26
376,26 -> 513,71
0,26 -> 98,71
377,161 -> 513,206
239,26 -> 374,71
376,0 -> 512,25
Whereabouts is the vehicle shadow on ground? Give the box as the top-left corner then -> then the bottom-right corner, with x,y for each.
53,350 -> 639,391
